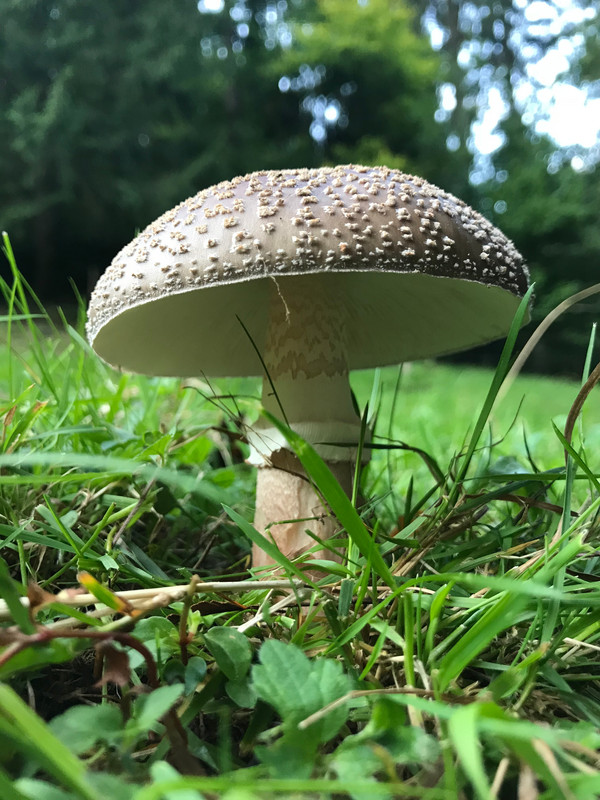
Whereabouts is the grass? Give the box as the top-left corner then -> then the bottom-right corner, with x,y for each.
353,361 -> 600,506
2,238 -> 600,799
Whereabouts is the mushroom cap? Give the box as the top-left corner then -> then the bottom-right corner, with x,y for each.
87,165 -> 529,377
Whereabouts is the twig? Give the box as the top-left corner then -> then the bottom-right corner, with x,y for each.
298,686 -> 471,730
0,579 -> 307,623
563,359 -> 600,460
111,478 -> 156,547
178,575 -> 201,664
236,588 -> 312,633
0,627 -> 158,680
491,757 -> 510,799
0,624 -> 205,775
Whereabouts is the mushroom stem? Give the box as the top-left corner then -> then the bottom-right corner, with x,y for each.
249,275 -> 367,568
253,455 -> 355,569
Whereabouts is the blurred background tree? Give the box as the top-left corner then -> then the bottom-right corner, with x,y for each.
413,0 -> 600,371
1,0 -> 598,372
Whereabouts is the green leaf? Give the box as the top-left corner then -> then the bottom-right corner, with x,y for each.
204,626 -> 252,682
134,684 -> 185,731
338,697 -> 439,770
134,616 -> 179,640
225,676 -> 257,708
562,774 -> 600,800
255,734 -> 317,781
184,656 -> 207,695
88,773 -> 141,800
98,554 -> 119,571
252,639 -> 351,742
329,746 -> 384,800
309,659 -> 354,741
366,695 -> 407,736
14,778 -> 74,800
76,572 -> 128,612
252,639 -> 313,722
128,616 -> 179,670
148,762 -> 206,800
49,704 -> 123,755
18,772 -> 138,800
0,638 -> 85,680
125,684 -> 184,743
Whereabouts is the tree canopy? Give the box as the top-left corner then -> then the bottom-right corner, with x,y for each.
1,0 -> 599,371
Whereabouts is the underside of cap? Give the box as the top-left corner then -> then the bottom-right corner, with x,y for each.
89,271 -> 525,377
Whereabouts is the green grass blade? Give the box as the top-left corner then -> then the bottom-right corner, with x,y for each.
0,557 -> 34,633
223,504 -> 319,587
447,704 -> 493,800
553,424 -> 600,494
449,285 -> 534,501
436,591 -> 528,693
0,684 -> 101,800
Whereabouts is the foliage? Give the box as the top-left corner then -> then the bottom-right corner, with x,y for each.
1,3 -> 600,792
410,0 -> 600,372
275,0 -> 443,174
479,112 -> 600,374
0,0 -> 448,299
3,240 -> 600,797
2,0 -> 600,368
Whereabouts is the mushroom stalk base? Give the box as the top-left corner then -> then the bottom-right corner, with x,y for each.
250,275 -> 365,569
252,453 -> 354,569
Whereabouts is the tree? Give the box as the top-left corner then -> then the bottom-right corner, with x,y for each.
407,0 -> 600,372
273,0 -> 444,177
480,112 -> 600,373
1,0 -> 446,298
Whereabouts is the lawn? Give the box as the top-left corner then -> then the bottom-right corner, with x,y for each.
2,254 -> 600,799
354,359 -> 600,480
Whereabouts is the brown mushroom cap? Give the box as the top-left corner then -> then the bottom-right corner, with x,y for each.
87,165 -> 529,376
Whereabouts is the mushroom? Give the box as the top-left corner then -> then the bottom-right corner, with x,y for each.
86,165 -> 529,569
